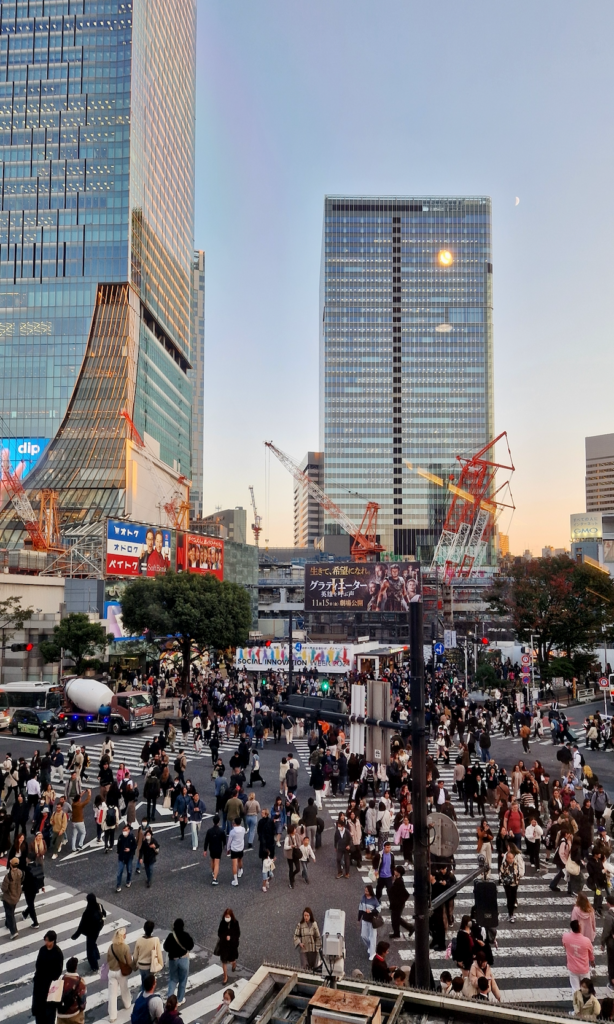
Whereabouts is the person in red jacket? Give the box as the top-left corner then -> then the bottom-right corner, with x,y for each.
503,801 -> 525,847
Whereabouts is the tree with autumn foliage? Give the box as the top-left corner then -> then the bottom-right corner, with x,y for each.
487,554 -> 614,678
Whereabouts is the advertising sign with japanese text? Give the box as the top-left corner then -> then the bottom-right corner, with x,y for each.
304,561 -> 421,611
176,532 -> 224,580
106,520 -> 172,577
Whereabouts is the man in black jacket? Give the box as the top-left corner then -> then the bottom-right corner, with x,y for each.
203,814 -> 226,885
388,867 -> 414,939
333,818 -> 352,879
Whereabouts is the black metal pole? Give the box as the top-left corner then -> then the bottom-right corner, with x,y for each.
410,600 -> 430,989
288,611 -> 293,697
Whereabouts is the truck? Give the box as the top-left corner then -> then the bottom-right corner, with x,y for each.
63,678 -> 154,735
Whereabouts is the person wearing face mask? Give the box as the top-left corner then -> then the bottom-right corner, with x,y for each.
141,830 -> 160,889
216,909 -> 240,984
116,824 -> 137,892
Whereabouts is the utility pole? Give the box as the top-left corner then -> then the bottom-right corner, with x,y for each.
410,599 -> 430,988
288,611 -> 293,696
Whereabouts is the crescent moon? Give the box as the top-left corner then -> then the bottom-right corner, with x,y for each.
515,197 -> 520,206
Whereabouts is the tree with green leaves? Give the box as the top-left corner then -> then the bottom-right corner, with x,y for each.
39,613 -> 114,675
120,572 -> 252,691
487,554 -> 614,678
0,596 -> 34,683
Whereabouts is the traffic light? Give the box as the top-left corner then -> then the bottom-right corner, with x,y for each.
10,642 -> 34,652
480,637 -> 489,646
320,679 -> 330,694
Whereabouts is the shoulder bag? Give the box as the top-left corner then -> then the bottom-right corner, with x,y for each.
111,945 -> 132,977
47,978 -> 64,1003
150,947 -> 163,973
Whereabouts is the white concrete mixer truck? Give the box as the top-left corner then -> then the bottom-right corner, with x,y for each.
63,677 -> 154,734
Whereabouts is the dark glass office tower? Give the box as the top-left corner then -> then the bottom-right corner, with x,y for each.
0,0 -> 196,544
320,196 -> 494,563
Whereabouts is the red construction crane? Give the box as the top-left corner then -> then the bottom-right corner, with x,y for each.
0,450 -> 62,551
265,441 -> 384,561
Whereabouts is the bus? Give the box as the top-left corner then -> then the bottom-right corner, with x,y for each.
0,681 -> 63,729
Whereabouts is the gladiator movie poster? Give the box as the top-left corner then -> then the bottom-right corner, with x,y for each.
304,561 -> 422,611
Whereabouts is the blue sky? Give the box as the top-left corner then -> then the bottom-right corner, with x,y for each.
195,1 -> 614,554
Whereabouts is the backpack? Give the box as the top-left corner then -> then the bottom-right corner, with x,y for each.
450,936 -> 458,958
174,757 -> 182,773
286,768 -> 298,789
106,806 -> 117,827
131,994 -> 154,1024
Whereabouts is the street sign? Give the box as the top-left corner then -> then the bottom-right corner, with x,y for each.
599,676 -> 609,689
294,642 -> 302,652
521,654 -> 531,667
444,629 -> 457,649
428,813 -> 460,858
434,642 -> 445,656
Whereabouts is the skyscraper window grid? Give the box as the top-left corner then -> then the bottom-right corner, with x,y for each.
0,0 -> 196,546
320,196 -> 494,563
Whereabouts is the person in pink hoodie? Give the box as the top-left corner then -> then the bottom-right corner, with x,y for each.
562,920 -> 595,992
571,892 -> 597,942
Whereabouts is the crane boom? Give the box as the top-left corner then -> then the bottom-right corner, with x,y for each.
0,450 -> 50,550
248,485 -> 262,546
265,441 -> 384,560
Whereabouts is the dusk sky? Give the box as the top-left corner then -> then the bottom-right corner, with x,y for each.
195,1 -> 614,554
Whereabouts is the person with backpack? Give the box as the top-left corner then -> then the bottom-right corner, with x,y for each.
249,750 -> 266,788
71,893 -> 106,971
56,956 -> 87,1024
102,801 -> 118,852
285,762 -> 299,798
143,772 -> 161,824
173,786 -> 189,841
174,751 -> 187,786
106,926 -> 133,1022
131,974 -> 163,1024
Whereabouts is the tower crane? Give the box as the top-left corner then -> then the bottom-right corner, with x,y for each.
0,450 -> 64,552
248,485 -> 262,546
265,441 -> 384,561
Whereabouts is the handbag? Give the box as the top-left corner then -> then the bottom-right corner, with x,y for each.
47,978 -> 64,1003
371,911 -> 384,930
150,949 -> 163,973
163,794 -> 171,809
111,946 -> 132,977
292,846 -> 301,864
566,858 -> 581,876
213,939 -> 221,957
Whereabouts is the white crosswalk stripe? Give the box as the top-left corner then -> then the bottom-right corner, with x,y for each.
0,875 -> 249,1024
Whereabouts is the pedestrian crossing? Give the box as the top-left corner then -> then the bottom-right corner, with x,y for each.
293,737 -> 610,1009
0,870 -> 249,1024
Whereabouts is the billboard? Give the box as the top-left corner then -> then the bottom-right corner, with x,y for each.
177,532 -> 224,580
571,513 -> 602,543
1,437 -> 50,479
304,561 -> 422,611
235,643 -> 352,673
106,520 -> 172,577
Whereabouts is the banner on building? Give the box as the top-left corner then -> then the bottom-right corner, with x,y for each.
235,643 -> 352,673
176,532 -> 224,580
304,561 -> 421,611
1,437 -> 50,479
106,520 -> 172,577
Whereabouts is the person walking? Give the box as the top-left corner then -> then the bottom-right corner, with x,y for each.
133,921 -> 164,990
32,930 -> 64,1024
187,791 -> 206,851
102,801 -> 118,852
500,851 -> 520,923
572,979 -> 601,1019
601,893 -> 614,994
70,789 -> 91,852
22,852 -> 45,929
249,750 -> 266,788
217,909 -> 240,983
226,817 -> 246,886
2,855 -> 23,939
244,792 -> 260,850
359,884 -> 382,960
71,893 -> 106,972
164,919 -> 194,1007
56,956 -> 87,1024
333,817 -> 352,879
284,824 -> 301,889
388,867 -> 415,940
141,829 -> 160,889
106,926 -> 133,1022
299,835 -> 316,883
293,907 -> 322,970
144,772 -> 161,823
301,798 -> 318,851
204,814 -> 226,886
116,823 -> 137,892
50,798 -> 68,859
563,919 -> 595,993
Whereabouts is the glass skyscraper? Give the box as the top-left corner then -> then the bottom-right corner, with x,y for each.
190,249 -> 204,520
320,195 -> 494,563
0,0 -> 196,544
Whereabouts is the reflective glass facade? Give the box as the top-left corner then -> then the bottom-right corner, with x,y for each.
189,249 -> 204,519
0,0 -> 196,544
320,196 -> 494,562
